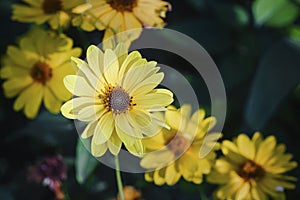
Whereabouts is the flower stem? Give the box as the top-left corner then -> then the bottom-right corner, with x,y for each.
115,155 -> 124,200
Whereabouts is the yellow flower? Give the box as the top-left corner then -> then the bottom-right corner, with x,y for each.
61,43 -> 173,157
140,104 -> 222,185
12,0 -> 85,30
0,27 -> 82,119
72,0 -> 171,48
207,132 -> 298,200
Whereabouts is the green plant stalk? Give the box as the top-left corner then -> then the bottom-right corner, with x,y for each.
115,156 -> 124,200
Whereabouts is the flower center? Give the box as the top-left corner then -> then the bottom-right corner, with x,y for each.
238,160 -> 265,181
42,0 -> 63,14
166,133 -> 190,156
30,61 -> 53,84
106,0 -> 137,12
101,86 -> 134,114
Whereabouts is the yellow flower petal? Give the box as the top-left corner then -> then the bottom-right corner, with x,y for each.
140,150 -> 174,169
103,49 -> 119,84
153,168 -> 166,185
91,138 -> 107,157
44,87 -> 62,114
255,135 -> 276,165
128,109 -> 151,129
86,45 -> 104,77
145,171 -> 154,182
115,124 -> 134,146
71,57 -> 100,91
81,120 -> 97,139
63,75 -> 95,97
122,59 -> 150,92
235,182 -> 250,200
165,107 -> 181,130
165,163 -> 181,185
109,12 -> 123,32
2,76 -> 33,98
93,112 -> 114,145
77,104 -> 105,121
134,89 -> 173,109
118,51 -> 142,79
130,72 -> 164,97
124,12 -> 142,41
237,134 -> 255,160
47,63 -> 74,102
60,97 -> 95,119
114,43 -> 128,67
125,138 -> 145,157
107,131 -> 122,155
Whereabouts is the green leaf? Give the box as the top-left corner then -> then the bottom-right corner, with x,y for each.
168,19 -> 230,54
6,111 -> 74,145
211,1 -> 249,27
253,0 -> 298,27
245,39 -> 300,129
75,138 -> 99,184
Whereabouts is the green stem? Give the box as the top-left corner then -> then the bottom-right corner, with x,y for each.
115,156 -> 124,200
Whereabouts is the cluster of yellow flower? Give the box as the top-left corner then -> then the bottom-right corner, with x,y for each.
1,0 -> 297,199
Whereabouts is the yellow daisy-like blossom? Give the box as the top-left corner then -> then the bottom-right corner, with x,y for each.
61,43 -> 173,157
71,0 -> 171,48
0,27 -> 82,119
140,104 -> 222,185
12,0 -> 85,30
207,132 -> 298,200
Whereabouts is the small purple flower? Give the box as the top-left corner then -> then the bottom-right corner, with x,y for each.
28,155 -> 67,199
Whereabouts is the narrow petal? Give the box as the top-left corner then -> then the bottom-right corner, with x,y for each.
86,45 -> 103,77
255,135 -> 277,165
130,72 -> 163,96
118,51 -> 142,79
134,89 -> 173,109
140,149 -> 174,169
61,96 -> 100,119
115,114 -> 141,138
153,168 -> 166,185
64,75 -> 95,97
128,109 -> 151,129
93,112 -> 114,145
237,134 -> 255,160
22,84 -> 43,119
81,120 -> 98,139
2,76 -> 33,98
91,137 -> 108,157
44,87 -> 62,114
165,163 -> 181,185
77,104 -> 105,121
114,43 -> 128,67
165,107 -> 181,130
103,49 -> 119,84
107,130 -> 122,155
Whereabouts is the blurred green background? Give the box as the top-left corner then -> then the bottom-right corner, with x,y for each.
0,0 -> 300,199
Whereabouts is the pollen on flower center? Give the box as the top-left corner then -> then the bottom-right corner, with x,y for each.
238,160 -> 265,181
166,133 -> 190,156
30,61 -> 53,84
106,0 -> 137,12
101,86 -> 133,114
42,0 -> 63,14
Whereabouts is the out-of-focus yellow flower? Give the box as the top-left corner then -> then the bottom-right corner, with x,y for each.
207,132 -> 298,200
0,27 -> 82,119
61,43 -> 173,157
12,0 -> 85,30
72,0 -> 171,48
140,104 -> 222,185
